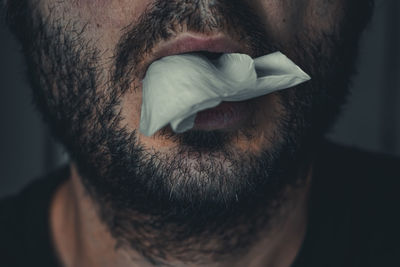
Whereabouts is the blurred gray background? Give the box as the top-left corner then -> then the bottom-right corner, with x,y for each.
0,0 -> 399,197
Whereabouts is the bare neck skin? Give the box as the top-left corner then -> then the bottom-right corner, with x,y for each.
50,163 -> 311,267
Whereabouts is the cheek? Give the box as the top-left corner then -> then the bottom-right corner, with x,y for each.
39,0 -> 153,64
304,0 -> 346,35
247,0 -> 345,41
70,0 -> 151,29
246,0 -> 308,42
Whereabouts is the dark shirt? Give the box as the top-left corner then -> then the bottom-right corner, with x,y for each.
1,141 -> 399,267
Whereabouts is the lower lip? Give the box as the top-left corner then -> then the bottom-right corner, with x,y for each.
192,101 -> 252,130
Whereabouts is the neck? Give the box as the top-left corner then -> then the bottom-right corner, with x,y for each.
50,163 -> 311,267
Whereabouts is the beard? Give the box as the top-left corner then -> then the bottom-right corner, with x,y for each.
5,0 -> 373,264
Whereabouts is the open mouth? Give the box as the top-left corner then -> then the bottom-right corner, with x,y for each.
140,51 -> 226,79
139,34 -> 249,80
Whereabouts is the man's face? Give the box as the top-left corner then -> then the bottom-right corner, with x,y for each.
5,0 -> 372,263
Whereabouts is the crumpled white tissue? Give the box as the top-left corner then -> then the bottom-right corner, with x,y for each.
140,51 -> 311,136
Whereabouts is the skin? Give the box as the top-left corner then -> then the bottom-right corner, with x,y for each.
38,0 -> 340,266
42,0 -> 341,155
3,0 -> 371,266
51,164 -> 311,267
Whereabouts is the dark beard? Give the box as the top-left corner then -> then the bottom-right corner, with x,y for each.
4,0 -> 373,265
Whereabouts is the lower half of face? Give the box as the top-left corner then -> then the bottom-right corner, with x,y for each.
6,0 -> 373,223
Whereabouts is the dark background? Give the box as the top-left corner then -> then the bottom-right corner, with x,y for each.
0,0 -> 399,197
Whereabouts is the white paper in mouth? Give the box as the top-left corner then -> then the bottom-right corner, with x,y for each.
139,51 -> 311,137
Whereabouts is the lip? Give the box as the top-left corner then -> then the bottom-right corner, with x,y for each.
192,100 -> 253,131
139,32 -> 251,80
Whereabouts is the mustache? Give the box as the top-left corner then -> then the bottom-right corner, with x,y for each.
112,0 -> 277,91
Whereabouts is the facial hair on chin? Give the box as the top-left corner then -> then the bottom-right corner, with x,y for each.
4,0 -> 373,264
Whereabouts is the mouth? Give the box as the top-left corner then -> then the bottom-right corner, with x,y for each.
139,32 -> 252,80
192,51 -> 225,60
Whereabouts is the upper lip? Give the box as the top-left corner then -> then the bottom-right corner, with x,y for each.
139,32 -> 252,80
